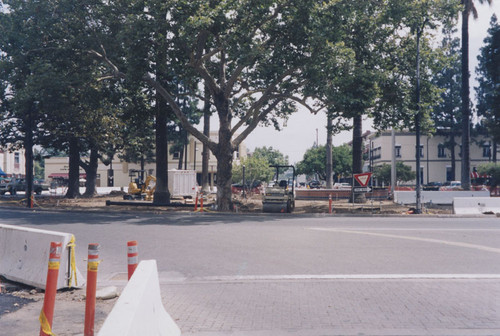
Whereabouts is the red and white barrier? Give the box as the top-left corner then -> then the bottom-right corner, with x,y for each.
127,241 -> 138,280
39,242 -> 62,336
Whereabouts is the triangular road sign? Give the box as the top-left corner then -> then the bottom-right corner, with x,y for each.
354,173 -> 372,187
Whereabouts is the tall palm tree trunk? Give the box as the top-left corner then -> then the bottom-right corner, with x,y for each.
461,1 -> 472,190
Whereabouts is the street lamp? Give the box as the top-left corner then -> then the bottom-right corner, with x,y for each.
193,142 -> 197,171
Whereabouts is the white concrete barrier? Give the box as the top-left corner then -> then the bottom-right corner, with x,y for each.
0,224 -> 85,289
453,197 -> 500,215
394,190 -> 490,205
98,260 -> 181,336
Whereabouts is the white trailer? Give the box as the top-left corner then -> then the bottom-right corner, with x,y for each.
168,169 -> 197,198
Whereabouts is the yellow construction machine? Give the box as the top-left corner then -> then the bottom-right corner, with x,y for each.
124,170 -> 156,201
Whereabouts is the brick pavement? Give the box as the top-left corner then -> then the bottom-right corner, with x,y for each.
161,278 -> 500,335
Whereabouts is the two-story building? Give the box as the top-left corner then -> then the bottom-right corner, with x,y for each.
0,147 -> 26,177
367,130 -> 495,185
44,132 -> 247,189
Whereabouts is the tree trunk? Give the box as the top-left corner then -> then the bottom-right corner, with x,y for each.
461,3 -> 471,190
450,135 -> 456,181
326,114 -> 333,189
214,137 -> 234,211
214,91 -> 234,211
24,107 -> 34,208
201,85 -> 211,193
66,137 -> 81,198
351,114 -> 366,203
82,147 -> 99,197
493,141 -> 497,163
153,95 -> 171,205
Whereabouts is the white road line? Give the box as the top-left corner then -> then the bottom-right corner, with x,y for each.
307,228 -> 500,232
194,274 -> 500,282
309,227 -> 500,254
101,272 -> 500,285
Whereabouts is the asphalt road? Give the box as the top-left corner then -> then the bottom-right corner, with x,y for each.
1,209 -> 500,335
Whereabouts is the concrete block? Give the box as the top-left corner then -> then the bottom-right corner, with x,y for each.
0,224 -> 85,289
453,197 -> 500,215
394,190 -> 490,205
98,260 -> 181,336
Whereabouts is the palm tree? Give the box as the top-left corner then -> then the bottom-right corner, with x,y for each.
461,0 -> 493,190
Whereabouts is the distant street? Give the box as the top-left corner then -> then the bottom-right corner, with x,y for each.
1,209 -> 500,335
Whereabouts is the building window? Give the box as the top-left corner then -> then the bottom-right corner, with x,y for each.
416,145 -> 424,158
395,145 -> 401,158
446,166 -> 452,181
483,143 -> 491,158
172,151 -> 180,159
371,146 -> 381,160
14,152 -> 20,170
438,144 -> 446,158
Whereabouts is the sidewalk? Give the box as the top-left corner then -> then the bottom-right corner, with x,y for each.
1,276 -> 499,335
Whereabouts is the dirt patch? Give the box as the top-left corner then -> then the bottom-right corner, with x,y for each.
0,192 -> 453,215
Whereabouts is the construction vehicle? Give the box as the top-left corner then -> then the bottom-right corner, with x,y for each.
262,165 -> 295,213
124,170 -> 156,201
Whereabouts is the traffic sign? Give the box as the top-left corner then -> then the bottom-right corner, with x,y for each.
354,173 -> 372,187
353,187 -> 371,193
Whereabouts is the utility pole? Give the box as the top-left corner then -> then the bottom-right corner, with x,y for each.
391,129 -> 396,198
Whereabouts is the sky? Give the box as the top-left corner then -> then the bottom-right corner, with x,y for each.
242,3 -> 500,165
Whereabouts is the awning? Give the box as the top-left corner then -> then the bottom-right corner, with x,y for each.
0,167 -> 6,176
48,173 -> 86,178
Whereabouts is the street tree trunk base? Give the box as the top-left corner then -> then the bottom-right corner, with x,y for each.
153,191 -> 171,205
351,193 -> 367,204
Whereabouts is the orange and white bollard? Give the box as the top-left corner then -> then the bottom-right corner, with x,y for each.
328,194 -> 332,214
39,242 -> 62,336
194,192 -> 199,212
127,241 -> 138,280
84,243 -> 100,336
200,193 -> 204,213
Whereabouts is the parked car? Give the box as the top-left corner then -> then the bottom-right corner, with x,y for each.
0,178 -> 11,195
423,181 -> 443,191
0,178 -> 50,195
439,181 -> 462,191
308,180 -> 321,189
333,182 -> 351,190
231,181 -> 262,194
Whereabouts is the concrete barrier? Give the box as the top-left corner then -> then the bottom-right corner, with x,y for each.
394,190 -> 490,205
98,260 -> 181,336
296,189 -> 389,200
453,197 -> 500,215
0,224 -> 85,289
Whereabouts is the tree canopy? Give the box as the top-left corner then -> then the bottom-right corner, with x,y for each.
296,145 -> 352,181
476,14 -> 500,156
374,162 -> 417,185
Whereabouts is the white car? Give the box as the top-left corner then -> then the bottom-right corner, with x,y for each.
333,183 -> 351,190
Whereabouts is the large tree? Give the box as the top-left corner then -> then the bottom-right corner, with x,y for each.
476,14 -> 500,162
0,0 -> 124,199
461,0 -> 493,189
432,28 -> 462,180
90,1 -> 336,211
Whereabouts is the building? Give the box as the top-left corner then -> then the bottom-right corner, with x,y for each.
0,147 -> 26,177
44,132 -> 247,188
367,130 -> 495,185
